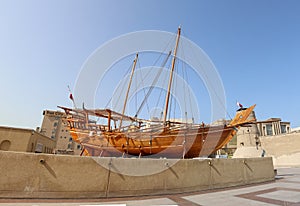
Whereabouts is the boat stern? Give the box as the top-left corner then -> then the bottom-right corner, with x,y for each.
228,104 -> 256,127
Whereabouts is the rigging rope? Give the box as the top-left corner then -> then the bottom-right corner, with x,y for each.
181,30 -> 232,120
180,41 -> 195,122
134,51 -> 172,117
180,56 -> 188,121
105,59 -> 134,108
155,63 -> 169,115
137,57 -> 150,115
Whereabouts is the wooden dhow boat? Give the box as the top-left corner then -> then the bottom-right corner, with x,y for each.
59,27 -> 256,158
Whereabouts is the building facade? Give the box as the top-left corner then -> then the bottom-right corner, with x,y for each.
221,110 -> 291,156
256,118 -> 290,136
0,126 -> 55,153
40,110 -> 82,155
235,112 -> 291,148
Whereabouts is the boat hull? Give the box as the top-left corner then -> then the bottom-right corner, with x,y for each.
60,104 -> 256,158
69,125 -> 237,158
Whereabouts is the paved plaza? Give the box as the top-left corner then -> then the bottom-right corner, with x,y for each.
1,167 -> 299,206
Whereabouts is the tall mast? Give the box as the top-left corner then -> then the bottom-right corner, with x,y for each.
119,53 -> 138,129
163,27 -> 181,125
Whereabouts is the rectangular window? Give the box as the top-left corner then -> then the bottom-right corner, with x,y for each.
281,125 -> 286,133
35,143 -> 43,153
266,124 -> 273,136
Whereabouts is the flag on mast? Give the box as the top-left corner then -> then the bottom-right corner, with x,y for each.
68,85 -> 76,108
69,93 -> 74,101
236,101 -> 243,108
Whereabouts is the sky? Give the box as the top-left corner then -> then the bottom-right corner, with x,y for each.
0,0 -> 300,129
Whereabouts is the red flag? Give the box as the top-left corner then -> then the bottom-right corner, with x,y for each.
237,101 -> 243,108
69,93 -> 74,101
67,85 -> 77,108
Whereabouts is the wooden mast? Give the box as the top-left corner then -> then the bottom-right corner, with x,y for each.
163,27 -> 181,126
119,53 -> 139,129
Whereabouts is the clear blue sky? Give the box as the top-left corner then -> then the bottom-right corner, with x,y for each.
0,0 -> 299,128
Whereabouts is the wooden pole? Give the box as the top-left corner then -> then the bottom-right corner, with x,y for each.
119,53 -> 139,129
108,110 -> 111,131
163,27 -> 181,126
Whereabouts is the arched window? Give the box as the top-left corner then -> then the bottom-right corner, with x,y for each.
0,140 -> 11,151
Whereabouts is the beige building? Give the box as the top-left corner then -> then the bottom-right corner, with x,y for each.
256,118 -> 290,136
0,126 -> 55,153
221,111 -> 291,156
232,112 -> 300,167
235,111 -> 260,148
233,110 -> 294,159
236,112 -> 291,148
40,110 -> 82,155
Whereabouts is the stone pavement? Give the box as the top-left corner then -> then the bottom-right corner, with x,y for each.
1,167 -> 299,206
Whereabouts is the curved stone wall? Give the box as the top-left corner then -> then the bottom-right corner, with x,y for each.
0,151 -> 274,198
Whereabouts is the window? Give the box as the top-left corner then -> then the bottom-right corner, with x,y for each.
77,145 -> 81,150
281,125 -> 286,133
69,137 -> 73,142
0,140 -> 11,151
266,124 -> 273,136
53,122 -> 58,127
